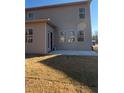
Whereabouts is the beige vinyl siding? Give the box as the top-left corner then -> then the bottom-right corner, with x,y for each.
25,22 -> 46,54
26,2 -> 92,52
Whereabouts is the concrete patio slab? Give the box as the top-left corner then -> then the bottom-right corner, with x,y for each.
49,50 -> 98,56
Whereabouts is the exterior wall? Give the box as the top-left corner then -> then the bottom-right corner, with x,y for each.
25,22 -> 47,54
26,2 -> 92,50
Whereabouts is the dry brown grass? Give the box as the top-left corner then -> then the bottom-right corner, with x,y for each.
25,54 -> 98,93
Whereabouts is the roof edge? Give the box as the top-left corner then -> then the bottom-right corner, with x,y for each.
26,0 -> 90,11
25,18 -> 49,23
25,18 -> 57,29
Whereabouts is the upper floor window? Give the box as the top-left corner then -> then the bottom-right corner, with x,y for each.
78,30 -> 84,41
25,29 -> 33,43
79,8 -> 85,19
28,13 -> 33,19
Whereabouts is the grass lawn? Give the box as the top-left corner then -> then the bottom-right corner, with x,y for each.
25,54 -> 98,93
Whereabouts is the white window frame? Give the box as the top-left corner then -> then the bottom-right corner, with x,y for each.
25,29 -> 33,43
70,31 -> 75,36
59,32 -> 66,43
68,31 -> 75,43
77,30 -> 85,42
28,13 -> 33,19
79,8 -> 86,19
68,37 -> 75,43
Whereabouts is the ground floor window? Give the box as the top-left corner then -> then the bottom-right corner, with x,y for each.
59,31 -> 85,43
78,30 -> 84,42
60,37 -> 66,43
25,29 -> 33,43
68,37 -> 75,43
59,32 -> 66,43
59,31 -> 77,43
68,31 -> 75,43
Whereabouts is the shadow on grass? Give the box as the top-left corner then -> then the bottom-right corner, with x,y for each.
37,55 -> 98,92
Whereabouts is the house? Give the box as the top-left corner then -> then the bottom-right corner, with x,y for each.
25,0 -> 92,54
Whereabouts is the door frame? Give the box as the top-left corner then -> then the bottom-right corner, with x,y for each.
50,32 -> 53,51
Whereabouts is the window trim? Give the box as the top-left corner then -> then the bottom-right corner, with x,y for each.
68,37 -> 75,43
79,8 -> 85,14
59,32 -> 66,43
70,31 -> 75,37
68,31 -> 75,43
28,13 -> 33,19
79,8 -> 86,19
25,29 -> 33,43
78,30 -> 85,42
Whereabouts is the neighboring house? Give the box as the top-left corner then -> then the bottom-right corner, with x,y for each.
25,0 -> 92,54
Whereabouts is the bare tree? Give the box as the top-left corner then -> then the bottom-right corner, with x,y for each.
92,30 -> 98,44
